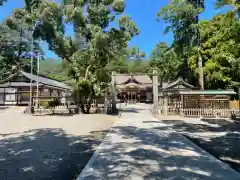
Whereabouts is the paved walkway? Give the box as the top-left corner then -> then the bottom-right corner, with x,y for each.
77,104 -> 240,180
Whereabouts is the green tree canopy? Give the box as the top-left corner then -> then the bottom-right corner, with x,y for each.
0,21 -> 42,80
149,42 -> 182,85
9,0 -> 139,113
0,0 -> 7,6
157,0 -> 203,82
189,13 -> 240,89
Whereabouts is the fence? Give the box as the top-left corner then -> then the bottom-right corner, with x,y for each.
230,100 -> 240,109
33,98 -> 111,115
157,106 -> 239,118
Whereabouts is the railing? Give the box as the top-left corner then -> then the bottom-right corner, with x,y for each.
230,100 -> 240,109
33,98 -> 109,114
157,106 -> 240,118
182,108 -> 232,117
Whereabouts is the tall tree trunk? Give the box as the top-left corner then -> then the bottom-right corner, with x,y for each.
80,104 -> 86,113
198,51 -> 204,109
84,98 -> 91,114
198,51 -> 204,90
76,78 -> 81,114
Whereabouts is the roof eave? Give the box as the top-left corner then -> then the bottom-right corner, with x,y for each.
161,78 -> 194,91
178,90 -> 237,95
0,71 -> 20,84
20,71 -> 71,90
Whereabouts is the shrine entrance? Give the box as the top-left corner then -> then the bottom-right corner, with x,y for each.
111,71 -> 159,115
124,89 -> 140,104
126,91 -> 138,104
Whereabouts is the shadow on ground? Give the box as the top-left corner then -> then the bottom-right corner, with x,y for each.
79,125 -> 239,180
0,107 -> 8,113
119,108 -> 139,113
0,128 -> 109,180
118,105 -> 147,113
156,118 -> 240,172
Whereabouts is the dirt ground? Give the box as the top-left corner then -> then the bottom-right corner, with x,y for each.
159,117 -> 240,173
0,107 -> 117,180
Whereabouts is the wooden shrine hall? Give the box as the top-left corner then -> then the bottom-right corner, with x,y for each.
115,74 -> 153,103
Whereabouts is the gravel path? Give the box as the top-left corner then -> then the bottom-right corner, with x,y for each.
0,108 -> 117,180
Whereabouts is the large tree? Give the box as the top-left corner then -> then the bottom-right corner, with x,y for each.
8,0 -> 138,113
39,58 -> 70,82
149,42 -> 182,85
158,0 -> 204,88
158,0 -> 201,80
105,47 -> 147,74
0,21 -> 42,80
189,13 -> 240,89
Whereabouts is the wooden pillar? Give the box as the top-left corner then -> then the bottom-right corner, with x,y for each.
164,93 -> 168,116
153,70 -> 158,116
16,88 -> 19,106
180,95 -> 184,116
49,89 -> 52,97
111,71 -> 117,114
238,87 -> 240,110
3,88 -> 5,106
227,95 -> 231,118
104,90 -> 108,114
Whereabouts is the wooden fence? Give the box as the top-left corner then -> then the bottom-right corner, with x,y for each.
157,106 -> 239,118
33,98 -> 109,115
230,100 -> 240,109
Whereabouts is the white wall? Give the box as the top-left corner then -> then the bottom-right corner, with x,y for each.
5,88 -> 17,105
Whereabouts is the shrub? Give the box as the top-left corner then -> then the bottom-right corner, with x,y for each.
48,99 -> 61,113
39,101 -> 49,108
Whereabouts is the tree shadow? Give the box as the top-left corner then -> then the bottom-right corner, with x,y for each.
0,128 -> 109,180
78,125 -> 239,180
119,108 -> 139,113
33,113 -> 76,117
0,107 -> 8,113
118,106 -> 147,113
160,118 -> 240,172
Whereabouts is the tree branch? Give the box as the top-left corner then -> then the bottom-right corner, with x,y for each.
85,65 -> 91,79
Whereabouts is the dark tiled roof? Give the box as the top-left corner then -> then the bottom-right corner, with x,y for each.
161,78 -> 194,91
178,90 -> 236,95
0,82 -> 41,87
115,74 -> 152,85
117,83 -> 152,89
21,71 -> 70,90
0,71 -> 71,90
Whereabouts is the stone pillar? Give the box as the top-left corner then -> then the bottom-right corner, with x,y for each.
111,71 -> 117,114
153,70 -> 158,116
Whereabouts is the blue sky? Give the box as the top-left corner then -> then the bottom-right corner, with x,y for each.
0,0 -> 222,59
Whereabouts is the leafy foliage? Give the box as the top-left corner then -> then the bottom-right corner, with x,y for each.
157,0 -> 203,81
47,98 -> 61,114
189,13 -> 240,89
11,0 -> 139,113
158,0 -> 240,90
149,42 -> 182,85
216,0 -> 240,16
0,21 -> 42,80
1,0 -> 239,101
0,0 -> 7,6
39,58 -> 70,82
